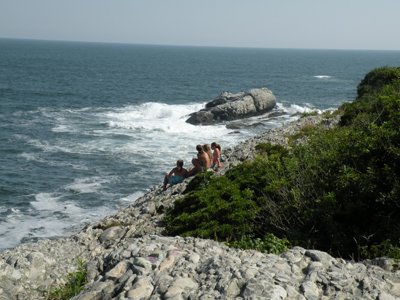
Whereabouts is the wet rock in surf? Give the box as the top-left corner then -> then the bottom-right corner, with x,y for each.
186,88 -> 276,125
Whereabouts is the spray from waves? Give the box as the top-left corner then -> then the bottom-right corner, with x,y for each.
98,102 -> 240,166
278,102 -> 324,115
104,102 -> 206,133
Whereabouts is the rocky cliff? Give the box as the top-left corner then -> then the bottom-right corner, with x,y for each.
1,114 -> 399,300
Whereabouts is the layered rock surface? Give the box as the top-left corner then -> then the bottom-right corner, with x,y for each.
186,88 -> 276,125
1,114 -> 399,300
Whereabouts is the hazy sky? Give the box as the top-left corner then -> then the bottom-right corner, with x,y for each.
1,0 -> 400,50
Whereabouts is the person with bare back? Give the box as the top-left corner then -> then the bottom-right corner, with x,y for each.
203,144 -> 212,162
188,144 -> 211,177
211,142 -> 223,171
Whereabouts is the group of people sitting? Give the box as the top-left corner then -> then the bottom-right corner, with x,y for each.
163,142 -> 223,191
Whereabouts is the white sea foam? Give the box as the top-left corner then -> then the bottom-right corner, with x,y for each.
118,191 -> 144,203
0,203 -> 102,249
19,152 -> 88,170
0,192 -> 116,249
279,103 -> 322,115
31,192 -> 74,212
52,124 -> 75,133
314,75 -> 332,79
19,136 -> 76,154
105,102 -> 205,133
19,152 -> 42,162
64,177 -> 113,194
96,102 -> 241,165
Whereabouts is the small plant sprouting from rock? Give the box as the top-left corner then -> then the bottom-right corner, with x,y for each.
45,259 -> 87,300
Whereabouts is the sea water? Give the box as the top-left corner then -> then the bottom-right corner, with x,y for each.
1,38 -> 400,249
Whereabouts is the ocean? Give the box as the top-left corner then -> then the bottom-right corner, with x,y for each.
1,38 -> 399,250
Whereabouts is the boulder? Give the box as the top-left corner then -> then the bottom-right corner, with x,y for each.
186,88 -> 276,125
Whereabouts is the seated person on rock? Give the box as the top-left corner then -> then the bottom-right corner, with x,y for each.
203,144 -> 212,162
163,159 -> 188,190
187,144 -> 211,177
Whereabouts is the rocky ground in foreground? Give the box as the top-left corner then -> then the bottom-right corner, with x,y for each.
1,114 -> 400,300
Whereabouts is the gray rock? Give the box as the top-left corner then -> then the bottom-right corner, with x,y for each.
126,276 -> 154,299
300,280 -> 320,299
164,277 -> 198,299
106,260 -> 130,280
186,88 -> 276,124
305,249 -> 335,266
99,226 -> 126,244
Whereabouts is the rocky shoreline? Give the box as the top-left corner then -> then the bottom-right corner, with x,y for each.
1,114 -> 400,300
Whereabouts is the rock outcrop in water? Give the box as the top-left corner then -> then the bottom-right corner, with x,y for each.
1,115 -> 399,300
186,88 -> 276,125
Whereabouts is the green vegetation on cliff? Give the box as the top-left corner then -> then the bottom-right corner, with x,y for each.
164,67 -> 400,260
45,259 -> 87,300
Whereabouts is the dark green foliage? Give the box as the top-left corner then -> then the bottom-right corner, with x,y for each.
359,240 -> 400,261
183,170 -> 215,194
255,143 -> 288,156
356,66 -> 400,98
165,173 -> 259,240
341,67 -> 400,126
164,67 -> 400,260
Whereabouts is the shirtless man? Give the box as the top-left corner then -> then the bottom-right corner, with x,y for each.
188,144 -> 211,177
163,159 -> 188,190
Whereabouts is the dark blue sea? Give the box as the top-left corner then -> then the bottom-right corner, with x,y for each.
1,38 -> 399,249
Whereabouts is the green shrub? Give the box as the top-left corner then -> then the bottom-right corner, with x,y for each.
227,233 -> 290,254
165,174 -> 259,240
356,66 -> 400,98
183,170 -> 215,194
341,67 -> 400,126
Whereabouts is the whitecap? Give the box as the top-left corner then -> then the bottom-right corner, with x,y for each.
19,152 -> 42,162
314,75 -> 332,79
103,102 -> 205,132
31,192 -> 65,211
51,124 -> 76,133
64,177 -> 113,194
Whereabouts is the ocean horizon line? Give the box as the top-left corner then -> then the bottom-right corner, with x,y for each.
1,36 -> 400,52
